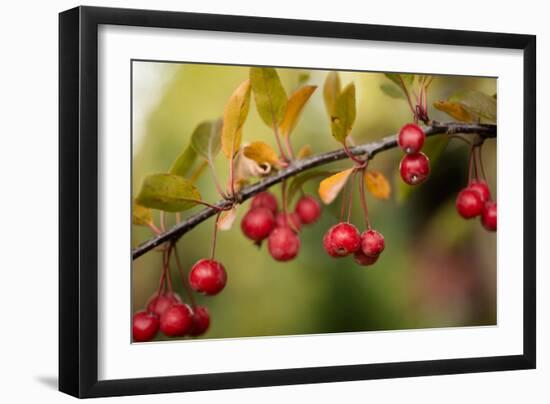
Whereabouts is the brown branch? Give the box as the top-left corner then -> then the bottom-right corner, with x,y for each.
132,121 -> 496,260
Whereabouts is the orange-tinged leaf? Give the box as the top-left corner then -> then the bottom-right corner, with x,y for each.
433,100 -> 475,122
243,141 -> 281,168
365,170 -> 391,200
297,144 -> 312,159
318,168 -> 354,204
279,85 -> 317,137
221,80 -> 251,159
218,207 -> 237,231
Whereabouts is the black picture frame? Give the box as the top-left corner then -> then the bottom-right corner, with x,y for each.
59,5 -> 536,398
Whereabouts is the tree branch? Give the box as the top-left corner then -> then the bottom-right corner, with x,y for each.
133,121 -> 496,260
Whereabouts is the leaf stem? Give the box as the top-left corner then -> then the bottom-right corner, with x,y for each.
207,159 -> 227,199
273,125 -> 289,162
284,135 -> 295,161
210,212 -> 222,260
172,244 -> 197,308
358,168 -> 371,229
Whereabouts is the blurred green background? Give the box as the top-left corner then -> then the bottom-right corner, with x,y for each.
132,61 -> 497,341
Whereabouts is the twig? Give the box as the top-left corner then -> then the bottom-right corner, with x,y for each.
132,122 -> 496,260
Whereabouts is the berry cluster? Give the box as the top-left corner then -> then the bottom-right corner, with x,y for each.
456,179 -> 497,231
398,123 -> 430,185
132,254 -> 227,342
323,223 -> 385,266
453,136 -> 497,232
241,191 -> 322,261
132,292 -> 211,342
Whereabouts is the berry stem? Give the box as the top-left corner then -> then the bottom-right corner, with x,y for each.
346,170 -> 357,223
164,244 -> 174,293
172,244 -> 197,308
281,179 -> 288,216
467,145 -> 475,183
210,211 -> 222,260
358,168 -> 371,229
477,144 -> 488,182
339,179 -> 348,222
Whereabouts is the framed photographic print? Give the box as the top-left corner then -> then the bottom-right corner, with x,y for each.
59,6 -> 536,398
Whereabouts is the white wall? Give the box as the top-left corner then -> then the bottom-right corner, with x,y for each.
0,0 -> 546,402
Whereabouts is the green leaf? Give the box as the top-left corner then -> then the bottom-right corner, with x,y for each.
250,67 -> 288,128
448,89 -> 496,122
169,145 -> 197,177
323,71 -> 341,115
330,83 -> 356,143
384,73 -> 414,87
380,83 -> 405,99
191,119 -> 223,161
136,173 -> 202,212
288,169 -> 336,203
132,200 -> 152,226
221,80 -> 251,159
297,72 -> 311,86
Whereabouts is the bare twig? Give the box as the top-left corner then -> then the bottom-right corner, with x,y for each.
132,121 -> 496,260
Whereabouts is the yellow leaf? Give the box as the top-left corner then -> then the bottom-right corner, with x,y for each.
279,85 -> 317,138
433,100 -> 475,122
330,83 -> 356,143
365,170 -> 391,200
297,144 -> 312,159
243,141 -> 281,167
132,200 -> 152,226
318,168 -> 354,204
323,71 -> 341,115
218,207 -> 237,231
221,80 -> 251,159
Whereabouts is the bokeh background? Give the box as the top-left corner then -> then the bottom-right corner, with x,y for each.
132,61 -> 497,341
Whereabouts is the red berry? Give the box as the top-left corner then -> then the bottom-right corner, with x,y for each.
469,180 -> 491,204
189,306 -> 210,337
398,123 -> 425,154
160,303 -> 193,337
146,292 -> 181,317
456,188 -> 484,219
132,311 -> 159,342
241,207 -> 275,241
251,192 -> 278,214
295,195 -> 322,225
189,259 -> 227,295
399,152 -> 430,185
354,250 -> 379,266
268,227 -> 301,261
323,223 -> 361,257
275,212 -> 302,232
481,201 -> 497,231
360,229 -> 385,257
